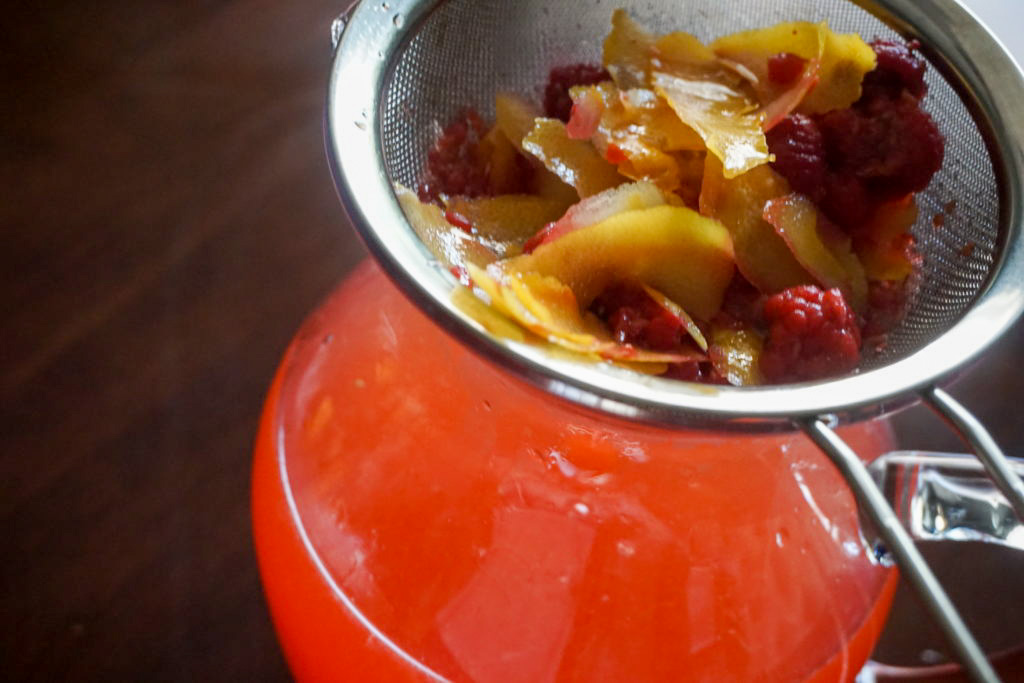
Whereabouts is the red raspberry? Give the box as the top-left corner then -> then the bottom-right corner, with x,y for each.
821,171 -> 876,232
821,95 -> 944,201
862,40 -> 928,101
544,63 -> 610,122
862,278 -> 910,341
766,114 -> 827,203
712,274 -> 763,330
663,361 -> 725,384
418,108 -> 490,201
592,283 -> 685,352
760,285 -> 862,383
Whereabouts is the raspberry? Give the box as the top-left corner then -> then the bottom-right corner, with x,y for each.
712,274 -> 763,331
418,108 -> 490,201
760,285 -> 861,383
663,361 -> 725,384
544,63 -> 611,122
862,278 -> 909,341
821,171 -> 876,231
591,283 -> 685,352
862,40 -> 927,102
819,94 -> 944,201
766,114 -> 827,203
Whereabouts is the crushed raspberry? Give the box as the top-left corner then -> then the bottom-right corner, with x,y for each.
591,283 -> 689,352
544,63 -> 611,122
766,114 -> 827,203
712,274 -> 763,330
768,52 -> 808,84
818,94 -> 944,201
821,171 -> 876,231
862,40 -> 927,101
862,278 -> 909,341
663,361 -> 725,384
418,108 -> 490,201
760,285 -> 861,383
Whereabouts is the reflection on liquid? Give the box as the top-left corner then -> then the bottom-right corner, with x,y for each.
438,507 -> 595,683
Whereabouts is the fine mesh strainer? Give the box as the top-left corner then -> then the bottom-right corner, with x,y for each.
326,1 -> 1024,679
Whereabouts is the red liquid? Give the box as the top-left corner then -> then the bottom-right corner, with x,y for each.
253,261 -> 898,682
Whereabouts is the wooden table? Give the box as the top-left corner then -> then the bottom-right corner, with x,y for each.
2,1 -> 1021,680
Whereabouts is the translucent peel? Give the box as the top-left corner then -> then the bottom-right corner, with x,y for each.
493,94 -> 579,208
712,22 -> 824,105
602,10 -> 772,179
467,264 -> 700,363
805,26 -> 877,114
699,156 -> 812,294
495,92 -> 543,156
709,325 -> 764,386
531,181 -> 667,249
603,8 -> 655,90
395,185 -> 498,271
855,197 -> 919,282
522,118 -> 624,198
532,165 -> 580,209
455,281 -> 673,374
763,193 -> 868,311
653,70 -> 771,178
505,204 -> 735,321
479,125 -> 525,195
452,284 -> 529,342
711,21 -> 876,116
571,82 -> 704,192
641,284 -> 708,351
443,195 -> 567,247
654,30 -> 719,70
567,86 -> 605,140
618,87 -> 704,151
759,59 -> 820,131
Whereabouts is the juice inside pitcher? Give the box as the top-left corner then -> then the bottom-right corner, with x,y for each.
252,261 -> 898,682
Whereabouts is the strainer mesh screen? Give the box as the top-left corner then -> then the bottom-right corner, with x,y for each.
380,0 -> 1000,371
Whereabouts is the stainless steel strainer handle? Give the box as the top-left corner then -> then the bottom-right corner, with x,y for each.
803,388 -> 1024,683
923,388 -> 1024,521
870,450 -> 1024,550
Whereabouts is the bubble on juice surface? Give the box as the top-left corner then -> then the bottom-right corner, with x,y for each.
617,540 -> 637,557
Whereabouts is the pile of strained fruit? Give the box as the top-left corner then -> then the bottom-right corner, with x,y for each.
397,10 -> 944,385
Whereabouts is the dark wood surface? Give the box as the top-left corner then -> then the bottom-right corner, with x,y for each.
1,1 -> 1021,681
2,1 -> 361,679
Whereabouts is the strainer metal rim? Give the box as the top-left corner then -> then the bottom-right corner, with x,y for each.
326,0 -> 1024,431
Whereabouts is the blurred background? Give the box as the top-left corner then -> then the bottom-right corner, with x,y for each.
1,0 -> 1020,680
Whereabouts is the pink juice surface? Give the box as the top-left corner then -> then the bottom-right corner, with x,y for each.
253,261 -> 898,682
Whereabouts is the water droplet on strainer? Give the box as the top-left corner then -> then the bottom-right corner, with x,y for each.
392,13 -> 404,28
354,120 -> 367,131
380,1 -> 390,9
